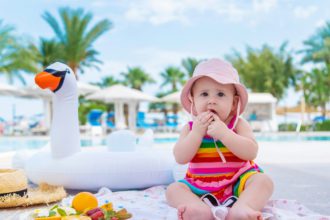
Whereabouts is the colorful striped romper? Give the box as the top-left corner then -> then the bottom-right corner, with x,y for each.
179,121 -> 263,203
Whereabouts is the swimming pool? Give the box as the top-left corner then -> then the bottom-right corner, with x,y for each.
0,134 -> 329,153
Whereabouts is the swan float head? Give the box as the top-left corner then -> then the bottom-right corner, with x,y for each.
35,62 -> 81,159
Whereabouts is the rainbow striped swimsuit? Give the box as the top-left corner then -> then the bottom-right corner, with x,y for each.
179,122 -> 262,202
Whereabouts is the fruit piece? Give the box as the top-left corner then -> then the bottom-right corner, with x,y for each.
90,211 -> 104,220
72,192 -> 98,212
116,208 -> 128,215
86,207 -> 102,216
100,202 -> 113,211
115,208 -> 132,219
111,217 -> 119,220
62,216 -> 91,220
34,217 -> 61,220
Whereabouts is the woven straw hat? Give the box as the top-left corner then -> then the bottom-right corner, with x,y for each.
0,169 -> 66,208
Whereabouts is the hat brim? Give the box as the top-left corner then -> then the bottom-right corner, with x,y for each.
0,183 -> 66,208
181,75 -> 248,116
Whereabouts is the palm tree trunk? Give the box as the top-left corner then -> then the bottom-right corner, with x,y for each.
68,62 -> 79,80
124,103 -> 129,126
322,103 -> 326,117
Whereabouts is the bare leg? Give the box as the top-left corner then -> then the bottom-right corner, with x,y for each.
227,173 -> 274,220
166,182 -> 214,220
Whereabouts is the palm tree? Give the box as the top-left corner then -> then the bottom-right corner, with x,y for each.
0,20 -> 38,84
301,67 -> 330,117
121,66 -> 155,125
160,66 -> 185,115
42,7 -> 113,79
29,38 -> 64,69
300,21 -> 330,65
96,75 -> 120,88
121,66 -> 155,90
182,57 -> 200,78
226,43 -> 299,100
79,75 -> 120,125
160,66 -> 185,92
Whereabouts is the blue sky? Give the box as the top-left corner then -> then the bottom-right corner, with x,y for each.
1,0 -> 330,120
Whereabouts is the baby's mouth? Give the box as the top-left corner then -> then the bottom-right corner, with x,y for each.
209,109 -> 217,114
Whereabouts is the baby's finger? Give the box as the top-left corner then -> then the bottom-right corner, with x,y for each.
201,112 -> 212,123
207,116 -> 214,124
211,112 -> 221,121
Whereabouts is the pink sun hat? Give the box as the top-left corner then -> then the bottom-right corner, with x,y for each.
180,58 -> 248,116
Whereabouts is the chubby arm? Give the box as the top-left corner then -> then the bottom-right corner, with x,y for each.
221,117 -> 258,160
207,115 -> 258,161
173,124 -> 202,164
174,111 -> 213,164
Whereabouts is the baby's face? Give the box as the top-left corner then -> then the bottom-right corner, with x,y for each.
191,77 -> 237,122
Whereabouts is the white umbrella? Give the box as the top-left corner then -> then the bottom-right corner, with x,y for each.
86,84 -> 159,130
248,93 -> 277,104
77,82 -> 100,96
160,91 -> 181,103
0,83 -> 23,96
86,84 -> 158,102
18,82 -> 100,129
21,85 -> 53,100
18,85 -> 52,129
21,82 -> 100,98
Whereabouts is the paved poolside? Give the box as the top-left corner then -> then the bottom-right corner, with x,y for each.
0,139 -> 329,217
255,140 -> 330,216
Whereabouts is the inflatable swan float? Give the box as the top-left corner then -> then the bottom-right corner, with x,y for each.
25,62 -> 174,190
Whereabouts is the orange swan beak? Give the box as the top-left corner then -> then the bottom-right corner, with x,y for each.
35,71 -> 62,92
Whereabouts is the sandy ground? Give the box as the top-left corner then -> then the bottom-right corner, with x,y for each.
0,140 -> 329,218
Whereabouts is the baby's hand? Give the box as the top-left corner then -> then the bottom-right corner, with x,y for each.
207,113 -> 228,140
192,111 -> 213,137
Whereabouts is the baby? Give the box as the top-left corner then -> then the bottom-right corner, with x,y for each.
166,59 -> 273,220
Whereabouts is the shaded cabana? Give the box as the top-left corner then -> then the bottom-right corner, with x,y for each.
243,93 -> 277,131
86,84 -> 159,130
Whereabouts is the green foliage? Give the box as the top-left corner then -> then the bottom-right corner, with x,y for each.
299,124 -> 312,132
315,120 -> 330,131
182,57 -> 200,78
159,66 -> 185,114
226,42 -> 299,100
160,66 -> 185,92
96,75 -> 120,88
300,21 -> 330,65
0,20 -> 38,84
29,38 -> 64,69
278,121 -> 330,131
78,99 -> 109,125
278,123 -> 298,131
121,66 -> 155,90
299,66 -> 330,116
42,7 -> 113,78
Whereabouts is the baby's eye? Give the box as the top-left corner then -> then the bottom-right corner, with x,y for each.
201,92 -> 208,97
217,92 -> 225,97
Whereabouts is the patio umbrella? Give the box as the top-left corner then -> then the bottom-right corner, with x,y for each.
86,84 -> 159,130
18,82 -> 100,129
18,85 -> 53,130
21,82 -> 100,98
0,83 -> 24,128
160,91 -> 181,103
0,83 -> 23,96
77,82 -> 100,96
86,84 -> 158,102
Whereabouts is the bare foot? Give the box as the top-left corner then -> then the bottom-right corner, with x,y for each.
227,203 -> 262,220
177,204 -> 213,220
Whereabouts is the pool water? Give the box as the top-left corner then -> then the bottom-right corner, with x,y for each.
0,135 -> 329,153
154,135 -> 330,143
